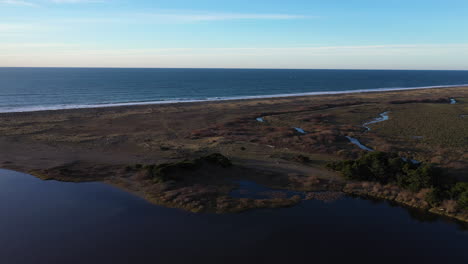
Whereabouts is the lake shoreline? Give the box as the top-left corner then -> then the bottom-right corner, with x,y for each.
1,168 -> 466,264
8,164 -> 468,223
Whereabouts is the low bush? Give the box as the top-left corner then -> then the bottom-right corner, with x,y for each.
159,145 -> 170,151
425,188 -> 444,206
134,153 -> 232,183
152,161 -> 200,182
197,153 -> 232,168
294,155 -> 311,163
449,183 -> 468,210
458,192 -> 468,210
328,151 -> 468,211
327,152 -> 441,191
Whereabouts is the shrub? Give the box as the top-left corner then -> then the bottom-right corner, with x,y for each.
450,183 -> 468,210
153,161 -> 200,182
329,152 -> 468,211
449,182 -> 468,198
404,165 -> 440,192
197,153 -> 232,168
458,192 -> 468,210
328,151 -> 443,192
137,153 -> 233,183
294,155 -> 311,163
144,164 -> 156,178
425,188 -> 444,206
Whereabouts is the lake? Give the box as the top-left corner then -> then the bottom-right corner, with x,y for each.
0,169 -> 466,264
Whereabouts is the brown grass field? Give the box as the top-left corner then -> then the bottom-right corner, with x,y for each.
0,86 -> 467,219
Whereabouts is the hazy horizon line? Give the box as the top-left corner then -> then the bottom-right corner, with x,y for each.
1,66 -> 468,71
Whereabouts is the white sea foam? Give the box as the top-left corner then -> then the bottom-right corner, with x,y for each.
1,84 -> 467,114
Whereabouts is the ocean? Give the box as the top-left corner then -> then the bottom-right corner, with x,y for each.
1,68 -> 467,113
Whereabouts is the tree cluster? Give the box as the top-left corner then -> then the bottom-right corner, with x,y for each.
328,152 -> 467,210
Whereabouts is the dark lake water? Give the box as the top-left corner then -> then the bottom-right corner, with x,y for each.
1,68 -> 468,112
0,169 -> 467,264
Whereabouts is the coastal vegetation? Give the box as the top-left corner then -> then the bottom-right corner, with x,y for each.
329,151 -> 468,218
132,153 -> 306,213
327,152 -> 444,192
140,153 -> 232,183
0,87 -> 466,221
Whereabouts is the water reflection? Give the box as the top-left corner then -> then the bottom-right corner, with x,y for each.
353,194 -> 467,230
0,169 -> 467,264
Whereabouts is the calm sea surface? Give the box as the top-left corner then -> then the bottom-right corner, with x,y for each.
0,169 -> 466,264
1,68 -> 468,112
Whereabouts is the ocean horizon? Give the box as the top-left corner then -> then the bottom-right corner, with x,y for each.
1,67 -> 468,113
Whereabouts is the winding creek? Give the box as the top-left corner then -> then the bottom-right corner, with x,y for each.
345,112 -> 422,163
293,127 -> 307,134
346,111 -> 391,151
0,169 -> 467,264
362,111 -> 390,131
256,117 -> 307,135
345,136 -> 374,151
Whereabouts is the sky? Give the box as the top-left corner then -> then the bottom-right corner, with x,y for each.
1,0 -> 468,69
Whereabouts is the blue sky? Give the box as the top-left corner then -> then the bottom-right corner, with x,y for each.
1,0 -> 468,69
